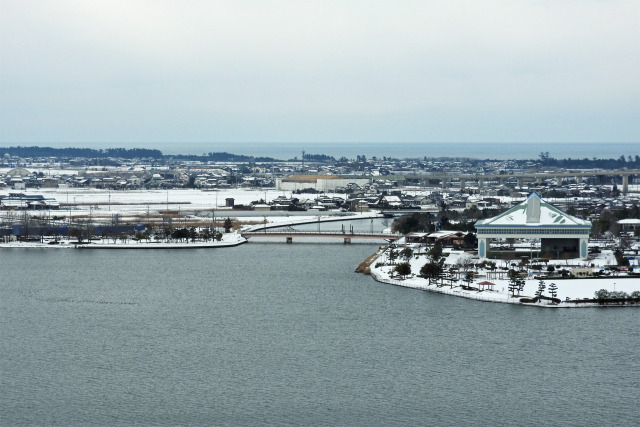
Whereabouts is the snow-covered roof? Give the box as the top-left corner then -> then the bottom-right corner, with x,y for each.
475,192 -> 591,228
618,219 -> 640,225
428,230 -> 464,238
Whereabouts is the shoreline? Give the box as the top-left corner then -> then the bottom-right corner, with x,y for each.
365,247 -> 640,309
367,269 -> 639,308
0,234 -> 247,249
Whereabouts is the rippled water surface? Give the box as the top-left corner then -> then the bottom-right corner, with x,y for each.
1,245 -> 638,426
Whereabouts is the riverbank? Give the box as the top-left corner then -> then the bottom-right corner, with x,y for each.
0,233 -> 247,249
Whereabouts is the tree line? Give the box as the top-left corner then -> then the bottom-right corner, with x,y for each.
538,152 -> 640,169
0,146 -> 281,162
2,146 -> 163,159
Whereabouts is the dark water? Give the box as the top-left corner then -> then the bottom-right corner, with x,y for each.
1,245 -> 639,426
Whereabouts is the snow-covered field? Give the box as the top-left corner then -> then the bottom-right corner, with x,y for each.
34,187 -> 298,213
1,188 -> 361,227
369,248 -> 640,308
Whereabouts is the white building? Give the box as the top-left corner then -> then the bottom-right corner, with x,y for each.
475,192 -> 592,259
276,175 -> 370,192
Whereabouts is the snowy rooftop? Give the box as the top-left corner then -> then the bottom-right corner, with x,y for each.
476,192 -> 591,228
618,219 -> 640,225
428,230 -> 464,238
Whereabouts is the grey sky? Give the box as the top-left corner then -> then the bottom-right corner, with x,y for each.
1,0 -> 638,144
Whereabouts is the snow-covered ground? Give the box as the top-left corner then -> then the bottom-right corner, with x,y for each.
0,232 -> 247,249
1,187 -> 362,227
30,187 -> 301,213
368,248 -> 640,308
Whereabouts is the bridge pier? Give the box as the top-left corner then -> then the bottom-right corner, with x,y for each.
622,175 -> 629,193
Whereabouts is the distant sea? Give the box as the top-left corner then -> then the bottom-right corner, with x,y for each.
15,141 -> 639,160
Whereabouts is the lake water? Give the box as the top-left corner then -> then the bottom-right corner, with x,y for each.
1,244 -> 639,426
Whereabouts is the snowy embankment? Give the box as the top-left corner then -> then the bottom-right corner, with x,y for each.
0,233 -> 247,249
368,248 -> 640,308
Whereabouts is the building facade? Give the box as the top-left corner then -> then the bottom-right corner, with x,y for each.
276,175 -> 370,192
475,192 -> 591,259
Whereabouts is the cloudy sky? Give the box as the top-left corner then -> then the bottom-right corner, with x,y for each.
1,0 -> 638,146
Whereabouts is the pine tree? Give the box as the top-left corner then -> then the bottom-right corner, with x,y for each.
223,217 -> 233,233
395,262 -> 412,279
420,260 -> 444,287
463,271 -> 475,289
400,247 -> 413,261
535,280 -> 546,301
507,269 -> 520,296
388,249 -> 398,265
427,242 -> 443,260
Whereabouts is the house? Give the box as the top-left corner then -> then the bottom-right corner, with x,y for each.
618,218 -> 640,233
405,232 -> 428,244
425,231 -> 466,246
0,193 -> 60,210
377,195 -> 402,209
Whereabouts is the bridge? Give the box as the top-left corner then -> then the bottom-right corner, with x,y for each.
241,229 -> 399,243
397,169 -> 640,193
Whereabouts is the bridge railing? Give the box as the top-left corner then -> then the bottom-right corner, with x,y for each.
242,230 -> 397,236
